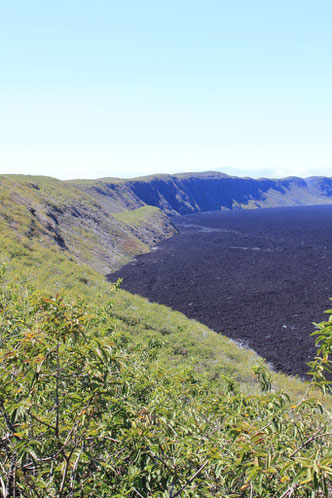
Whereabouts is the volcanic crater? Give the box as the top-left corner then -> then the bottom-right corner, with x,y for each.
108,205 -> 332,378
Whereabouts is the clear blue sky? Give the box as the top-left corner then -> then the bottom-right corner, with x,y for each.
1,1 -> 332,180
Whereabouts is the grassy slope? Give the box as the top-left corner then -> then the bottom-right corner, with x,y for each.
1,230 -> 319,404
0,175 -> 329,408
0,175 -> 176,275
113,205 -> 177,248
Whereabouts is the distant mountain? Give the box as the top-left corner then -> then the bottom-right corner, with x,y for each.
71,171 -> 332,216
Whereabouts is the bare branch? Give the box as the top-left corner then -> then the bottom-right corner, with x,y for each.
289,427 -> 329,457
29,412 -> 56,432
253,421 -> 273,437
5,455 -> 16,498
132,487 -> 144,498
59,447 -> 75,498
172,460 -> 209,498
279,484 -> 297,498
69,444 -> 85,498
55,341 -> 60,440
0,474 -> 6,497
149,451 -> 176,473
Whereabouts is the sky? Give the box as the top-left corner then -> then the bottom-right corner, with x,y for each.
1,1 -> 332,180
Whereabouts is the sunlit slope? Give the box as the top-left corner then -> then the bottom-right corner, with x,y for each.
0,174 -> 323,402
0,175 -> 176,274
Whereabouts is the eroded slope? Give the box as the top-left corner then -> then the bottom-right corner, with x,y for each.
0,175 -> 176,275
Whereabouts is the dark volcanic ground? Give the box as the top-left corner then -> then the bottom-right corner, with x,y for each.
107,205 -> 332,378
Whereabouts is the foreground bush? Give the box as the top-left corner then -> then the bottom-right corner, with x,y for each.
0,284 -> 331,496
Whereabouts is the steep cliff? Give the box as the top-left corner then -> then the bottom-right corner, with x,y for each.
71,171 -> 332,216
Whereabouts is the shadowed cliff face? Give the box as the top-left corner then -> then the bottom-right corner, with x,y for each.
71,172 -> 332,216
84,173 -> 331,216
128,176 -> 284,214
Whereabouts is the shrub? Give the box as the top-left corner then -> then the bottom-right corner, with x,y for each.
0,284 -> 331,496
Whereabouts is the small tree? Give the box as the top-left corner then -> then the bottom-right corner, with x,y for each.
0,294 -> 129,496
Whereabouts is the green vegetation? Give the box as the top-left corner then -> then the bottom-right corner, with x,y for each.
113,206 -> 177,251
114,206 -> 166,226
0,175 -> 176,275
0,173 -> 331,496
0,273 -> 331,496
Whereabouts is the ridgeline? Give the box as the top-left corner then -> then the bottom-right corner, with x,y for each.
0,172 -> 331,496
71,171 -> 332,215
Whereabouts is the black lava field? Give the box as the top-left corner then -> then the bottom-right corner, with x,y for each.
108,205 -> 332,378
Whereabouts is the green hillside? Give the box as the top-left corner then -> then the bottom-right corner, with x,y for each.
0,175 -> 176,276
0,174 -> 331,496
